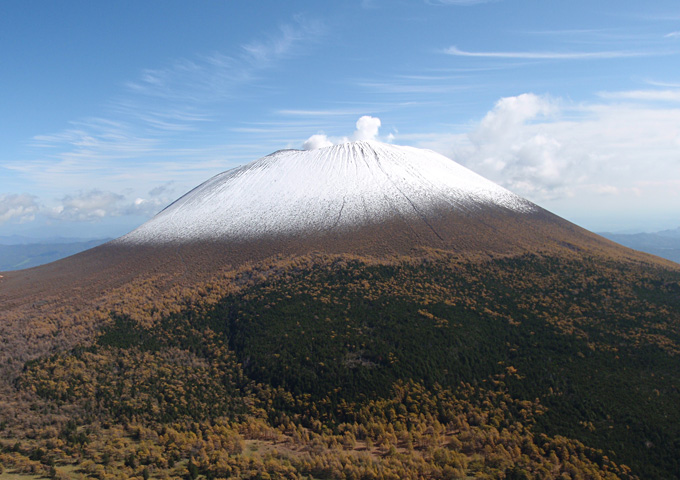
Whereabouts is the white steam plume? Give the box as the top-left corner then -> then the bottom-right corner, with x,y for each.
352,115 -> 381,141
302,134 -> 333,150
301,116 -> 383,149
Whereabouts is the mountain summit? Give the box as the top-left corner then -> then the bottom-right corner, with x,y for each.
119,141 -> 536,244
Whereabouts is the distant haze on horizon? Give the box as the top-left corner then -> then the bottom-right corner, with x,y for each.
2,0 -> 680,239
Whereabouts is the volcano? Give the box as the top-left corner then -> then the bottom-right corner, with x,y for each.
0,140 -> 663,315
0,139 -> 663,377
119,141 -> 536,244
2,140 -> 638,315
2,141 -> 680,479
110,139 -> 623,258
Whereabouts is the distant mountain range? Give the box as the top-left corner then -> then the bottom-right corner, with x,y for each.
599,227 -> 680,264
0,236 -> 110,271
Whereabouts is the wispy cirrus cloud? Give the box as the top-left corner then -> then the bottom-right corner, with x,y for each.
357,81 -> 472,94
125,16 -> 324,103
666,31 -> 680,38
520,27 -> 661,43
444,45 -> 663,60
31,118 -> 160,161
277,108 -> 369,117
276,101 -> 429,118
110,102 -> 214,133
30,15 -> 324,157
645,79 -> 680,88
242,19 -> 323,65
598,89 -> 680,102
13,15 -> 325,218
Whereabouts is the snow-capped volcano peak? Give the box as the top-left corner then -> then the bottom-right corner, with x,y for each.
119,141 -> 536,244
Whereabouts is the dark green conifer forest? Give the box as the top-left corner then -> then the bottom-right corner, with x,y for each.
2,252 -> 679,479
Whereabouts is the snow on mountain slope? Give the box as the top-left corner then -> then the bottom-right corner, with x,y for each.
118,141 -> 537,244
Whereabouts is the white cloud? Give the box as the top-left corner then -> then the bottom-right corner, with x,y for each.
242,18 -> 324,66
598,89 -> 680,102
278,108 -> 369,116
52,190 -> 125,221
441,93 -> 680,212
303,134 -> 333,150
594,185 -> 619,195
31,118 -> 160,162
352,116 -> 382,141
48,188 -> 173,221
455,94 -> 570,199
444,45 -> 657,60
666,31 -> 680,38
357,81 -> 471,94
127,17 -> 324,103
646,79 -> 680,88
471,93 -> 557,143
0,194 -> 40,224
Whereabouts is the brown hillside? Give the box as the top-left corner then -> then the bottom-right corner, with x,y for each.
0,204 -> 675,382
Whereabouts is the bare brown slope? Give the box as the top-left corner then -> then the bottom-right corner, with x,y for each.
0,204 -> 676,380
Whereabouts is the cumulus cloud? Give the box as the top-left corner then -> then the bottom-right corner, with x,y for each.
443,93 -> 680,213
0,184 -> 176,229
48,188 -> 175,221
51,190 -> 125,221
352,115 -> 382,141
456,94 -> 571,198
470,94 -> 556,143
302,134 -> 333,150
0,194 -> 40,224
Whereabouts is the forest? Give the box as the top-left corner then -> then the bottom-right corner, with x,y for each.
1,251 -> 680,479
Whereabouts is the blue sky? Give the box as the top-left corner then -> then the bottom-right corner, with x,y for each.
2,0 -> 680,238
